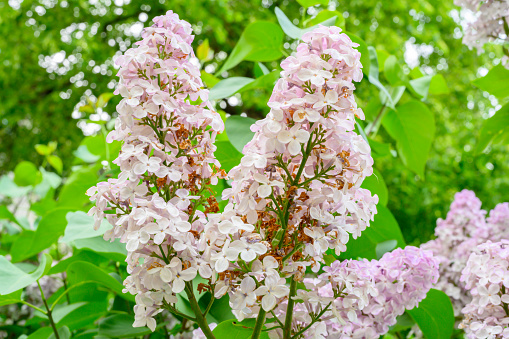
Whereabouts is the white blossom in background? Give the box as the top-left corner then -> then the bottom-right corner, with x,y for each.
455,0 -> 509,52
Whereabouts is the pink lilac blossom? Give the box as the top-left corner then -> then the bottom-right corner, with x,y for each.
86,11 -> 226,331
454,0 -> 509,53
205,25 -> 379,322
459,240 -> 509,338
420,189 -> 488,317
486,203 -> 509,242
266,246 -> 438,338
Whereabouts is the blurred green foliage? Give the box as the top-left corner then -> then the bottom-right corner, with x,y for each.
0,0 -> 508,247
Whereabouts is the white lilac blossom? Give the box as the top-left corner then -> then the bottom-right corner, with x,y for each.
459,241 -> 509,338
87,11 -> 225,333
267,246 -> 439,338
454,0 -> 509,52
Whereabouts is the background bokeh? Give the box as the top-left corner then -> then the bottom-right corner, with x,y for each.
1,0 -> 508,244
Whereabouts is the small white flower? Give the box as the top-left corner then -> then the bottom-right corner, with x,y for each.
277,125 -> 310,156
255,273 -> 290,311
120,85 -> 144,106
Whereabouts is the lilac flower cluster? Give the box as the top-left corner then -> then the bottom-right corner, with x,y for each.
460,241 -> 509,338
87,11 -> 440,338
272,247 -> 438,338
421,190 -> 509,322
454,0 -> 509,53
87,11 -> 225,331
209,25 -> 379,322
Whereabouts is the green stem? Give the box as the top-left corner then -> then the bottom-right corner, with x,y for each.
283,279 -> 298,339
38,281 -> 60,339
185,283 -> 215,339
290,302 -> 332,339
365,103 -> 386,137
19,300 -> 47,315
251,308 -> 267,339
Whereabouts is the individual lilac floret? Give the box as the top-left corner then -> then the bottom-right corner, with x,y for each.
459,240 -> 509,338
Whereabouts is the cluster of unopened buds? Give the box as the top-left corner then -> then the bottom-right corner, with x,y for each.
88,10 -> 440,338
420,190 -> 509,329
459,241 -> 509,338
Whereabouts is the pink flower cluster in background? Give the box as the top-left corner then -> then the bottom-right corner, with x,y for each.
460,240 -> 509,338
421,189 -> 509,334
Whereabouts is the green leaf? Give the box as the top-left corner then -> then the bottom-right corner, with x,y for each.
49,326 -> 71,339
361,168 -> 388,206
35,144 -> 51,156
0,175 -> 31,198
60,211 -> 111,244
472,64 -> 509,99
26,327 -> 53,339
428,74 -> 449,95
476,102 -> 509,153
97,93 -> 114,108
368,138 -> 391,158
409,75 -> 432,99
384,55 -> 406,86
201,70 -> 220,88
14,161 -> 42,187
306,10 -> 344,28
275,7 -> 338,40
57,302 -> 108,331
47,155 -> 63,174
73,145 -> 100,163
98,314 -> 161,337
375,239 -> 398,259
0,205 -> 21,227
202,294 -> 235,324
73,237 -> 127,262
209,77 -> 255,100
11,208 -> 72,262
213,319 -> 270,339
344,33 -> 369,76
0,290 -> 22,306
48,250 -> 107,275
215,141 -> 243,172
217,21 -> 284,74
407,289 -> 454,339
57,165 -> 99,209
67,261 -> 134,301
225,116 -> 256,153
382,100 -> 435,177
367,47 -> 394,108
240,70 -> 280,92
297,0 -> 328,7
254,62 -> 270,77
197,39 -> 212,61
0,253 -> 52,295
340,206 -> 405,260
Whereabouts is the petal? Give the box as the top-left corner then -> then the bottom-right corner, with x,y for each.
215,258 -> 229,272
277,130 -> 292,144
172,278 -> 185,293
160,268 -> 173,282
288,140 -> 301,156
241,249 -> 257,262
131,86 -> 144,97
271,285 -> 290,298
180,267 -> 197,281
257,185 -> 272,198
261,294 -> 276,311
